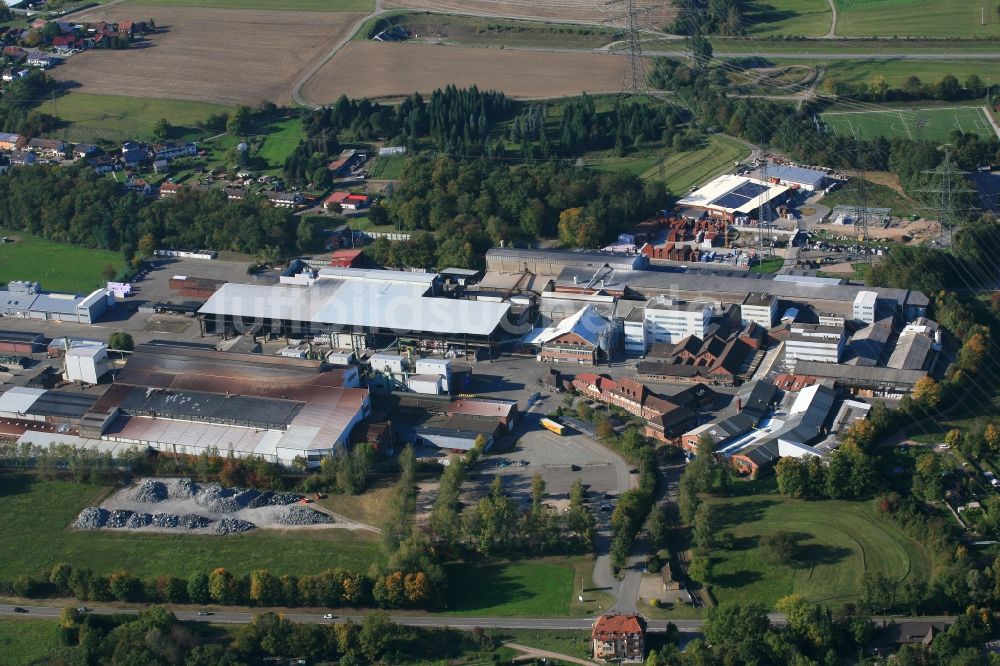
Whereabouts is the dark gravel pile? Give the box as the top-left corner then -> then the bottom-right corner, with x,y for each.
214,518 -> 255,534
169,479 -> 199,499
151,513 -> 179,528
106,509 -> 133,528
181,514 -> 212,529
128,480 -> 167,503
125,512 -> 153,528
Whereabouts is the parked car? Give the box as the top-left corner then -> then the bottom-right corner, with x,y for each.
323,613 -> 335,619
196,610 -> 212,616
13,607 -> 27,613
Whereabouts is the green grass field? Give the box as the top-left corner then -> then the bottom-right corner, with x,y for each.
369,154 -> 406,180
372,12 -> 617,48
0,229 -> 124,294
744,0 -> 833,37
0,618 -> 62,666
255,117 -> 305,173
36,93 -> 231,144
749,257 -> 785,273
820,106 -> 995,142
704,494 -> 932,608
0,474 -> 381,581
123,0 -> 373,10
642,135 -> 752,195
445,558 -> 580,617
820,180 -> 920,217
835,0 -> 1000,38
817,59 -> 1000,90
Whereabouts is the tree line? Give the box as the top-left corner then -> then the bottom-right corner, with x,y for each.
2,560 -> 442,611
52,606 -> 500,665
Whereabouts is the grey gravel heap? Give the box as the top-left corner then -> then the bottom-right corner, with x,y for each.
74,507 -> 109,529
151,513 -> 179,528
106,509 -> 133,528
274,505 -> 335,526
214,518 -> 255,534
128,480 -> 167,503
181,514 -> 211,529
169,479 -> 198,499
125,512 -> 153,528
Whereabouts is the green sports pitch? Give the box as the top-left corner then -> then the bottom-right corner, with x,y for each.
819,106 -> 997,142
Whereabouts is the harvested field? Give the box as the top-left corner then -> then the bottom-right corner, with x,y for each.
52,7 -> 363,106
302,41 -> 627,102
383,0 -> 676,27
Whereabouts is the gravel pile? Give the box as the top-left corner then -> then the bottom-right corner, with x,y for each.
232,489 -> 261,509
169,479 -> 199,499
273,505 -> 334,526
74,507 -> 109,529
106,509 -> 133,528
151,513 -> 179,528
181,514 -> 212,529
197,484 -> 241,513
214,518 -> 255,534
270,492 -> 302,505
125,513 -> 152,528
128,480 -> 167,503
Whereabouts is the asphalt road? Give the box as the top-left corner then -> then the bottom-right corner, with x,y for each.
0,604 -> 960,635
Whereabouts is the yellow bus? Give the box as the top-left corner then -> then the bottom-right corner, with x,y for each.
540,418 -> 565,436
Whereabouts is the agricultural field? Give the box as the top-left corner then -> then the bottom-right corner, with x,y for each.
52,7 -> 364,106
0,618 -> 62,666
36,93 -> 231,143
641,134 -> 752,194
0,229 -> 125,294
0,474 -> 381,581
743,0 -> 832,37
368,12 -> 619,49
302,42 -> 625,102
704,494 -> 932,608
125,0 -> 373,9
820,106 -> 995,142
835,0 -> 1000,38
382,0 -> 676,27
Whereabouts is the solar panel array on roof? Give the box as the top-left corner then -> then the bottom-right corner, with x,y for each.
710,181 -> 770,210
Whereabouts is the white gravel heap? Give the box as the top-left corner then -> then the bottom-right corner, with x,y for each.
273,504 -> 335,526
128,480 -> 168,503
214,518 -> 255,534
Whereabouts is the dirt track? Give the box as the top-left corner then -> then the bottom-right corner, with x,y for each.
383,0 -> 676,27
53,7 -> 363,106
301,41 -> 627,102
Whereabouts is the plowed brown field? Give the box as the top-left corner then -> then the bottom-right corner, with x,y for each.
300,41 -> 629,102
52,7 -> 363,106
382,0 -> 676,27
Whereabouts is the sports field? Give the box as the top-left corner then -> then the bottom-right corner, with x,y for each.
0,228 -> 125,294
705,494 -> 932,608
820,106 -> 996,142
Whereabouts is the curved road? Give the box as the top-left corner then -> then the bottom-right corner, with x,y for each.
824,0 -> 838,39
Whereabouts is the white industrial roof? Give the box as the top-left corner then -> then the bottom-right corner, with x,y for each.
200,276 -> 510,336
854,290 -> 879,307
317,267 -> 437,285
523,305 -> 610,347
765,163 -> 828,188
677,174 -> 789,215
0,387 -> 45,415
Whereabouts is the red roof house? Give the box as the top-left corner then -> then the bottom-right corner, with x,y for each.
591,614 -> 646,662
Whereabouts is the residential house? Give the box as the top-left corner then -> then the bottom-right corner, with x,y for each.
121,141 -> 146,166
263,189 -> 303,208
592,613 -> 646,663
153,159 -> 169,173
2,69 -> 29,82
26,52 -> 52,68
9,150 -> 36,166
223,186 -> 246,200
153,142 -> 196,161
27,138 -> 67,158
90,156 -> 118,174
159,182 -> 183,198
53,36 -> 85,53
0,132 -> 21,151
72,144 -> 98,159
125,179 -> 153,196
2,46 -> 27,64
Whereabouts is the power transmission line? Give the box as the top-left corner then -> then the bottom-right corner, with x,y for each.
916,150 -> 978,245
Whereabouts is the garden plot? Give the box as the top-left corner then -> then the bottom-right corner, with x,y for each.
73,478 -> 349,535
